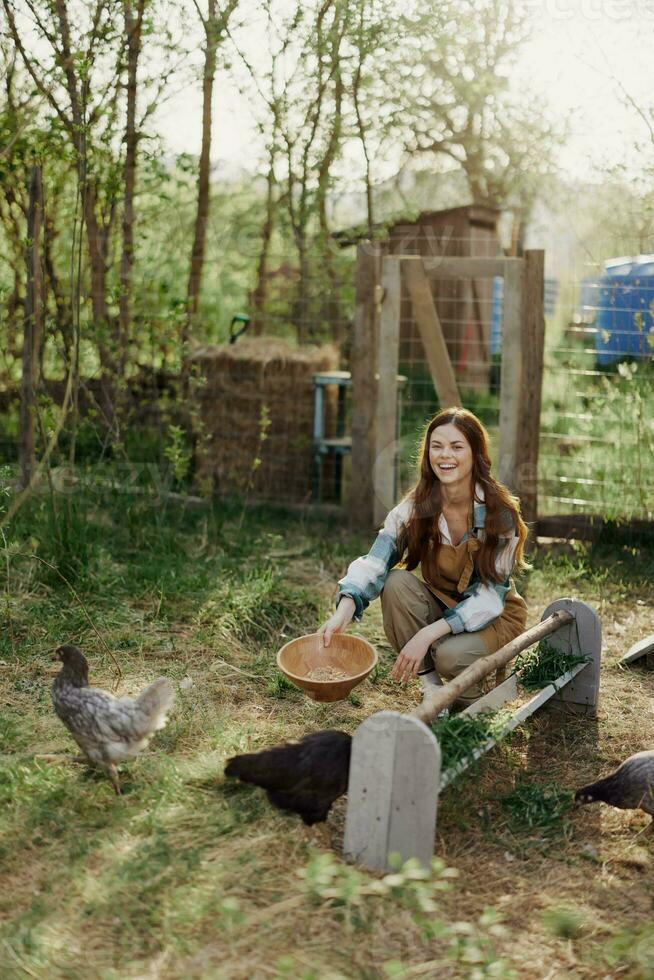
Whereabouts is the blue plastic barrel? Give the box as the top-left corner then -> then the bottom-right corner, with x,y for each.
595,256 -> 654,365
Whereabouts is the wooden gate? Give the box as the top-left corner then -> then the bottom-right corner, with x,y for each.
348,247 -> 545,530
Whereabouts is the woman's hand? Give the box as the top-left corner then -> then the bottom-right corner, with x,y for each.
391,628 -> 433,683
319,596 -> 356,647
391,619 -> 452,683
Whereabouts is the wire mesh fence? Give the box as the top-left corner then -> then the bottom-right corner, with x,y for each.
0,240 -> 357,506
395,241 -> 654,525
538,256 -> 654,522
1,227 -> 653,526
393,234 -> 505,496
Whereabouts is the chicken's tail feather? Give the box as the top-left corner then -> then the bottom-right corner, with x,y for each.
135,677 -> 175,732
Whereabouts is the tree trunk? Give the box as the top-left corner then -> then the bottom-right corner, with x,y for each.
20,166 -> 44,488
118,0 -> 145,378
251,143 -> 277,337
43,211 -> 73,363
294,234 -> 309,344
183,0 -> 218,391
316,68 -> 344,345
84,179 -> 117,433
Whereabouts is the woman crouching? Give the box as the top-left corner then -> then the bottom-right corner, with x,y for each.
320,407 -> 529,707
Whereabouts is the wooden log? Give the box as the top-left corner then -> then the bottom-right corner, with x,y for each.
498,257 -> 524,490
349,242 -> 381,530
412,610 -> 574,725
516,250 -> 545,534
343,711 -> 441,872
402,257 -> 461,409
373,256 -> 401,526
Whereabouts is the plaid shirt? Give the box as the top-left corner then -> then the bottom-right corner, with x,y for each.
337,486 -> 517,634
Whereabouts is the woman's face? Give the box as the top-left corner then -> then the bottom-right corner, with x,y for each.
428,423 -> 474,488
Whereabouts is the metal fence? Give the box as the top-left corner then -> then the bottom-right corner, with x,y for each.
2,232 -> 653,527
538,257 -> 654,523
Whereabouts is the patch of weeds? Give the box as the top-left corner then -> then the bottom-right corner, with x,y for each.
445,907 -> 517,978
367,660 -> 392,685
267,671 -> 296,698
298,851 -> 458,933
197,566 -> 319,649
498,781 -> 574,838
0,711 -> 34,752
599,924 -> 654,979
527,543 -> 608,596
542,904 -> 585,940
432,711 -> 512,771
515,639 -> 589,692
375,855 -> 516,977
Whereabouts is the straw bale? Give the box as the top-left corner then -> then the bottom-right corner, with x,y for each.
191,339 -> 339,502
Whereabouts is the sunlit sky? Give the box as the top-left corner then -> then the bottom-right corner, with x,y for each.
157,0 -> 654,183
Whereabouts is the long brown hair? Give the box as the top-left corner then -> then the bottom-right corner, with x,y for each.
398,407 -> 529,585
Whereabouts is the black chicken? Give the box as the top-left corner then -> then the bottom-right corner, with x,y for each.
51,644 -> 175,794
224,729 -> 351,825
575,751 -> 654,830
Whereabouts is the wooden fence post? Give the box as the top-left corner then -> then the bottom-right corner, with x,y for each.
373,256 -> 401,527
349,242 -> 381,530
516,249 -> 545,532
498,258 -> 524,491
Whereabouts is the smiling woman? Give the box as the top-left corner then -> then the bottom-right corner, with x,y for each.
319,407 -> 530,707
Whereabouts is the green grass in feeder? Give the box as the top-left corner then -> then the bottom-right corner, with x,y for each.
431,710 -> 512,771
498,781 -> 574,837
515,639 -> 589,692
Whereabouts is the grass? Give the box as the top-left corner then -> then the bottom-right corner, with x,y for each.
1,481 -> 654,977
497,781 -> 575,838
515,640 -> 589,692
432,710 -> 512,771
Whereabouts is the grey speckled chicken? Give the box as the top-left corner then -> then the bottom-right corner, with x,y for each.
575,751 -> 654,830
51,644 -> 175,794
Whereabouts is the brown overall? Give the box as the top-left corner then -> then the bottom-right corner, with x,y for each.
381,537 -> 527,703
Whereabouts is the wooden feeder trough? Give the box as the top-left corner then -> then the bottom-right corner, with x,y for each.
277,633 -> 377,703
343,598 -> 602,872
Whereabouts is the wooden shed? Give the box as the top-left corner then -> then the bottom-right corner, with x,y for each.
386,205 -> 501,390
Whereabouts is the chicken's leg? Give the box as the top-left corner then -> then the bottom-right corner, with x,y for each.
107,764 -> 122,795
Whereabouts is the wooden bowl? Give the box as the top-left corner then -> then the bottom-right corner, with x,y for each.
277,633 -> 378,702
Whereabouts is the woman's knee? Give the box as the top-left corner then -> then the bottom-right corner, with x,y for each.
433,643 -> 459,678
434,635 -> 488,679
380,569 -> 418,610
